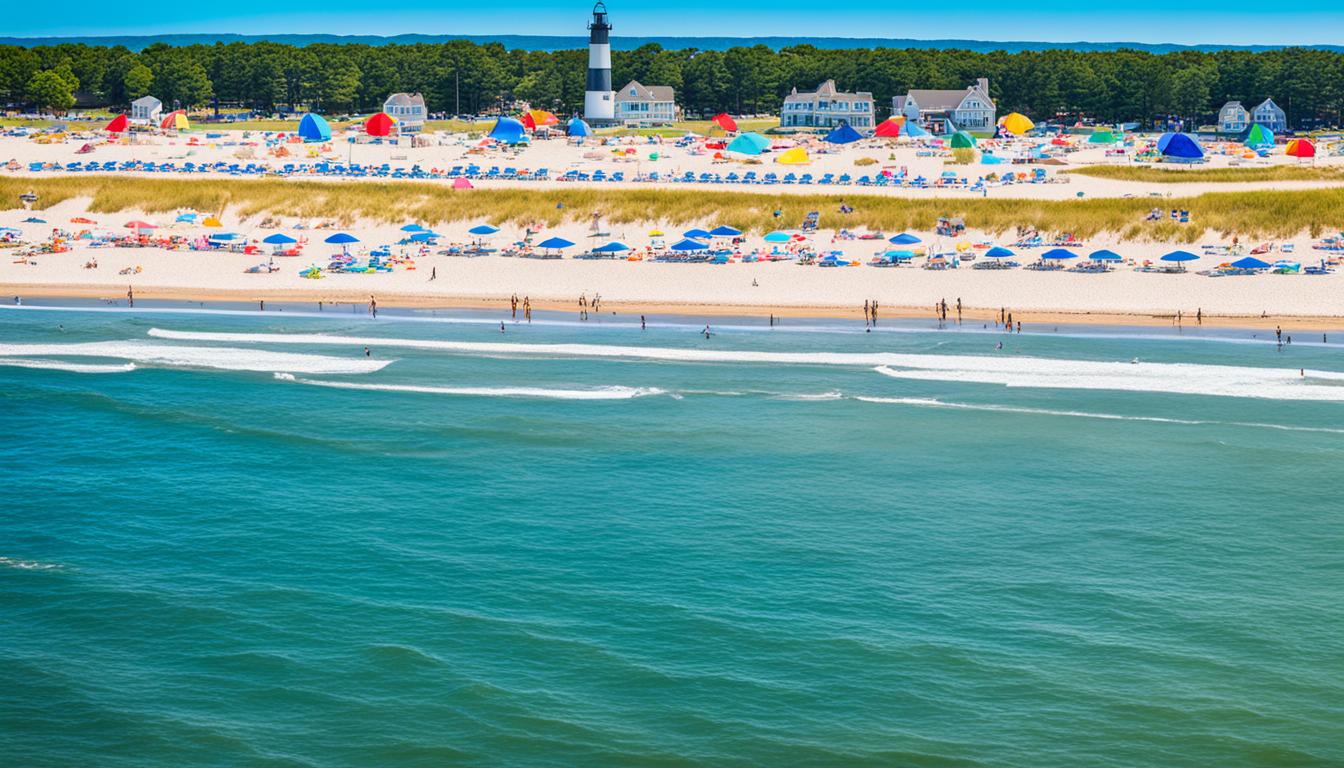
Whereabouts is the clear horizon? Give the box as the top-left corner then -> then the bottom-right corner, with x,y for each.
6,3 -> 1341,47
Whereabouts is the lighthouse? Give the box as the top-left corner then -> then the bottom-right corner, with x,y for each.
584,2 -> 615,124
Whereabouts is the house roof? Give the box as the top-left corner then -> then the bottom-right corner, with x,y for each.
906,80 -> 993,112
132,96 -> 161,108
784,79 -> 872,103
1253,98 -> 1282,113
384,92 -> 425,108
615,80 -> 674,103
1221,101 -> 1245,111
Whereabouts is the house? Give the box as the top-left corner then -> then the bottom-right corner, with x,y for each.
613,80 -> 678,126
1252,98 -> 1287,132
383,93 -> 426,133
781,80 -> 875,130
895,78 -> 995,133
1218,101 -> 1250,134
130,96 -> 162,125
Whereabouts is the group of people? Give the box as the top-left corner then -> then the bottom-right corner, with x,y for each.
863,299 -> 880,328
578,292 -> 601,320
511,293 -> 532,322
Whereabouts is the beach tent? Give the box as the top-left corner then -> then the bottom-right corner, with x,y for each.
874,118 -> 903,138
566,117 -> 591,137
1041,248 -> 1079,260
160,110 -> 189,131
452,177 -> 474,189
726,132 -> 770,155
1088,249 -> 1122,262
1088,129 -> 1117,144
1286,138 -> 1315,158
889,233 -> 921,245
984,246 -> 1014,258
536,236 -> 574,250
709,225 -> 742,237
823,122 -> 862,145
776,147 -> 810,164
364,112 -> 396,137
1157,132 -> 1204,159
763,231 -> 792,243
903,121 -> 928,138
711,113 -> 738,132
1160,250 -> 1199,262
683,228 -> 714,239
1000,112 -> 1034,136
105,114 -> 129,133
670,238 -> 709,251
1231,256 -> 1271,270
488,117 -> 528,145
1244,124 -> 1274,148
593,241 -> 630,253
297,113 -> 332,142
949,131 -> 977,148
468,224 -> 500,236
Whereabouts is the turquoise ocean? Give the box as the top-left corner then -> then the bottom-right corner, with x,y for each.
2,303 -> 1343,766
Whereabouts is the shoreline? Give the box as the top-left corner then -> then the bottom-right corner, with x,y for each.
7,283 -> 1342,332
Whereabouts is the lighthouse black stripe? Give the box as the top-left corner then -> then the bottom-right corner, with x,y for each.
587,70 -> 611,92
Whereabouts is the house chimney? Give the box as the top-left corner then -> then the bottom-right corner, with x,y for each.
977,78 -> 989,94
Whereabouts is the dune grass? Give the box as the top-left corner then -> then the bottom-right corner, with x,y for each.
1066,164 -> 1344,183
5,176 -> 1343,241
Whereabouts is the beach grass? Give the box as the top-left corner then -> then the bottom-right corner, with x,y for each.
5,176 -> 1344,240
1066,164 -> 1344,183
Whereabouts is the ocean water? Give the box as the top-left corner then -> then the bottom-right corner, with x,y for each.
3,304 -> 1343,767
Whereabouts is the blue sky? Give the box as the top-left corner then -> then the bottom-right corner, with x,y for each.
7,1 -> 1340,45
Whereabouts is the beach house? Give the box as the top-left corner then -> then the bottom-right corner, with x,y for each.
1218,101 -> 1250,133
383,93 -> 426,133
130,96 -> 162,125
614,80 -> 678,126
894,79 -> 995,133
1251,98 -> 1287,132
781,80 -> 875,130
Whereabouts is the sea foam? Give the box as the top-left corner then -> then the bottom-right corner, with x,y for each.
0,357 -> 135,374
0,341 -> 390,375
275,373 -> 662,400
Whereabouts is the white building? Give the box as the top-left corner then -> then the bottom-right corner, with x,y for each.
1218,101 -> 1250,133
383,93 -> 426,133
894,78 -> 995,132
1251,98 -> 1287,132
781,80 -> 874,129
613,80 -> 677,126
130,96 -> 162,125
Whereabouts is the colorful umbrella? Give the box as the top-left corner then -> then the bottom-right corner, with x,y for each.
364,112 -> 396,137
1285,138 -> 1315,158
105,114 -> 129,133
1000,112 -> 1034,136
711,113 -> 738,132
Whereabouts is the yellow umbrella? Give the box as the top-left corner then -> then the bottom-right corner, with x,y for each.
648,229 -> 664,236
1000,112 -> 1035,136
202,216 -> 222,228
776,147 -> 810,165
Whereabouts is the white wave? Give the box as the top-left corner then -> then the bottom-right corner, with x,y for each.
0,341 -> 390,375
0,357 -> 135,374
148,328 -> 1344,402
777,390 -> 846,401
279,375 -> 662,400
0,556 -> 64,571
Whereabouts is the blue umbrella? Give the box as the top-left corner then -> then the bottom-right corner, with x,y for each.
262,233 -> 297,245
889,233 -> 921,245
209,232 -> 242,241
670,238 -> 708,251
823,122 -> 862,144
1088,249 -> 1122,262
709,225 -> 742,237
22,217 -> 46,223
763,231 -> 792,243
1041,248 -> 1079,260
399,223 -> 426,232
593,241 -> 630,253
324,232 -> 359,244
1157,133 -> 1204,160
536,236 -> 574,249
468,224 -> 499,236
683,228 -> 713,239
984,246 -> 1014,258
1231,256 -> 1270,269
566,117 -> 592,137
409,232 -> 439,242
1160,250 -> 1199,262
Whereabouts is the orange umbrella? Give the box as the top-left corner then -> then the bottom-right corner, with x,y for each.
874,118 -> 903,138
528,110 -> 559,127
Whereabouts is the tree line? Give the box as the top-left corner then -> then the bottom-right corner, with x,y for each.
2,40 -> 1341,129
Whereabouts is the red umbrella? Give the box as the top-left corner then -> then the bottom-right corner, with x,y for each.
874,118 -> 903,138
1285,138 -> 1315,158
106,114 -> 129,133
712,113 -> 738,132
520,112 -> 537,130
364,112 -> 395,137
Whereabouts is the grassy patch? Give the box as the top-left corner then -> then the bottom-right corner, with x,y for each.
5,176 -> 1343,240
1066,164 -> 1344,183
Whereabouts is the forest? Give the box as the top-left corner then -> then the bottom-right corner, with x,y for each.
2,40 -> 1341,129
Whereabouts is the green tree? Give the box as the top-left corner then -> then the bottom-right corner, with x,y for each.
26,69 -> 75,112
123,62 -> 153,101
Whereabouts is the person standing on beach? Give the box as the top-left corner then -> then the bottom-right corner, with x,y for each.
260,300 -> 265,312
641,315 -> 646,330
956,298 -> 962,324
1197,307 -> 1202,325
1276,326 -> 1282,344
511,294 -> 517,319
524,297 -> 531,323
370,296 -> 377,318
430,266 -> 436,281
871,301 -> 878,326
864,300 -> 871,326
1016,321 -> 1022,334
999,307 -> 1005,327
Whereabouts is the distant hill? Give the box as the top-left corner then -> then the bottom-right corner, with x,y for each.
2,33 -> 1339,54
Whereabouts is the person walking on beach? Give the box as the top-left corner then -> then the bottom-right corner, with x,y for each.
511,294 -> 518,319
641,315 -> 646,330
1016,321 -> 1022,334
369,296 -> 377,318
579,293 -> 587,321
999,307 -> 1005,328
524,297 -> 531,323
260,300 -> 265,312
430,266 -> 436,281
1276,325 -> 1283,344
864,300 -> 871,327
1197,307 -> 1202,325
956,298 -> 962,324
871,301 -> 878,326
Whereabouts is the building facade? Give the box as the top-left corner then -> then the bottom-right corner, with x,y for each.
1251,98 -> 1287,132
781,80 -> 874,129
130,96 -> 162,125
1218,101 -> 1250,133
383,93 -> 426,133
614,80 -> 677,126
894,78 -> 995,133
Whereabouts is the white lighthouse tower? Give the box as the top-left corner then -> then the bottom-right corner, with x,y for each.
584,2 -> 615,124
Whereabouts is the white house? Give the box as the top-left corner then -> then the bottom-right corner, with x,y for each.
894,78 -> 995,132
613,80 -> 677,126
1251,98 -> 1287,132
130,96 -> 162,125
383,93 -> 426,133
781,80 -> 874,129
1218,101 -> 1250,133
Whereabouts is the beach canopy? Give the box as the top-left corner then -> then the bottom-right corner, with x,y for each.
763,231 -> 792,243
106,114 -> 129,133
297,113 -> 332,142
536,236 -> 574,249
452,177 -> 474,189
160,110 -> 189,131
1000,112 -> 1034,136
1160,250 -> 1199,262
776,147 -> 810,164
593,241 -> 630,253
1088,249 -> 1122,261
984,246 -> 1014,258
874,117 -> 903,138
1088,129 -> 1117,144
726,132 -> 770,155
208,232 -> 242,241
409,232 -> 439,242
709,225 -> 742,237
683,228 -> 713,239
488,116 -> 528,145
1285,138 -> 1315,158
468,224 -> 499,235
670,238 -> 709,251
1157,132 -> 1204,159
324,232 -> 360,244
399,224 -> 426,232
263,233 -> 298,244
566,117 -> 591,137
823,122 -> 862,145
889,233 -> 921,245
1245,123 -> 1274,148
711,113 -> 738,132
1231,256 -> 1271,269
364,112 -> 396,137
1041,248 -> 1079,260
949,130 -> 977,149
903,121 -> 928,138
124,220 -> 156,230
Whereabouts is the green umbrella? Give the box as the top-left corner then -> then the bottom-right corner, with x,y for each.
1088,129 -> 1117,144
949,131 -> 976,149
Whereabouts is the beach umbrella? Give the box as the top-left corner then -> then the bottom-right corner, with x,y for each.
683,228 -> 713,239
21,217 -> 45,224
452,177 -> 474,189
763,231 -> 792,243
297,113 -> 332,142
324,232 -> 360,244
1088,249 -> 1122,261
1041,248 -> 1079,260
409,232 -> 439,242
711,113 -> 738,132
566,117 -> 591,137
1000,112 -> 1034,136
709,225 -> 742,237
903,121 -> 928,138
160,110 -> 189,131
823,122 -> 862,144
981,153 -> 1005,164
874,117 -> 903,138
726,132 -> 770,155
949,131 -> 977,148
984,246 -> 1014,258
889,233 -> 921,245
468,224 -> 499,236
670,238 -> 709,252
105,114 -> 128,133
1231,256 -> 1271,269
123,220 -> 157,231
536,236 -> 574,250
776,147 -> 810,164
528,110 -> 560,128
399,224 -> 427,232
1160,250 -> 1199,262
201,216 -> 222,228
593,241 -> 630,253
520,112 -> 536,130
1244,124 -> 1274,148
1157,132 -> 1204,159
262,233 -> 298,245
208,232 -> 242,241
648,229 -> 665,237
1285,138 -> 1315,158
488,116 -> 528,145
1088,129 -> 1117,144
364,112 -> 396,137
